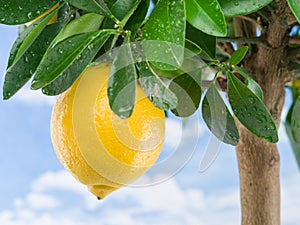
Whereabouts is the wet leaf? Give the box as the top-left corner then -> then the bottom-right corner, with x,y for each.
142,0 -> 185,70
227,71 -> 278,143
64,0 -> 112,17
125,0 -> 150,37
235,67 -> 263,100
3,23 -> 64,100
185,0 -> 226,36
54,13 -> 104,44
0,0 -> 58,25
108,42 -> 137,118
31,30 -> 111,89
219,0 -> 272,17
42,32 -> 111,95
103,0 -> 141,28
139,61 -> 178,110
10,6 -> 61,65
229,46 -> 248,66
202,83 -> 239,145
169,71 -> 202,117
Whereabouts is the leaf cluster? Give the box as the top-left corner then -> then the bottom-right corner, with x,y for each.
1,0 -> 300,147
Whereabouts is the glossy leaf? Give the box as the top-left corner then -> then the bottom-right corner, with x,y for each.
288,0 -> 300,23
31,30 -> 109,89
103,0 -> 141,28
11,6 -> 61,65
64,0 -> 112,17
236,67 -> 263,100
139,62 -> 178,110
219,0 -> 272,17
229,46 -> 248,66
227,72 -> 278,143
185,39 -> 202,56
291,96 -> 300,143
142,0 -> 186,70
54,13 -> 104,44
108,43 -> 137,118
3,23 -> 64,100
169,71 -> 202,117
125,0 -> 150,37
202,83 -> 239,145
0,0 -> 58,25
186,22 -> 216,59
42,32 -> 111,95
285,103 -> 300,169
7,25 -> 35,69
185,0 -> 226,36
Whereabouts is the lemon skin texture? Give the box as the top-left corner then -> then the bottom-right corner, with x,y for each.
51,63 -> 165,199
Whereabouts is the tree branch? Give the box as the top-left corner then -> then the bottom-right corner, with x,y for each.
217,37 -> 300,46
289,37 -> 300,45
217,37 -> 262,44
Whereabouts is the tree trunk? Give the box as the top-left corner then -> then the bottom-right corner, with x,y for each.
233,2 -> 291,224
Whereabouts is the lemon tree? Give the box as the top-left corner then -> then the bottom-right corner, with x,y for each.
2,1 -> 300,224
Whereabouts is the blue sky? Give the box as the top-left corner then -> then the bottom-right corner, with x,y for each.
0,24 -> 300,225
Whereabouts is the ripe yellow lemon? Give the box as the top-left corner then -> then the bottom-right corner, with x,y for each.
51,63 -> 165,199
25,3 -> 58,26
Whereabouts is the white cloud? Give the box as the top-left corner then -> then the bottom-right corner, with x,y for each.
0,169 -> 242,225
31,170 -> 85,193
26,193 -> 60,210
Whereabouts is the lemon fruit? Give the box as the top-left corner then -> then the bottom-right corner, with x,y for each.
25,3 -> 58,26
51,63 -> 165,199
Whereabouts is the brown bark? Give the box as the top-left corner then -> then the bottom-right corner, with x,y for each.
233,2 -> 291,225
236,46 -> 286,225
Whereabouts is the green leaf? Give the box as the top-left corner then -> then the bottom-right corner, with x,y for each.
142,0 -> 186,70
186,22 -> 216,59
169,71 -> 202,117
6,25 -> 35,69
227,72 -> 278,143
148,57 -> 201,78
229,46 -> 248,66
11,5 -> 61,65
3,23 -> 64,100
108,42 -> 137,118
285,103 -> 300,169
202,83 -> 239,145
219,0 -> 272,17
185,39 -> 202,56
42,32 -> 111,95
64,0 -> 112,18
54,13 -> 104,44
31,30 -> 111,89
0,0 -> 58,25
288,0 -> 300,23
139,62 -> 178,110
103,0 -> 141,28
125,0 -> 150,37
119,0 -> 142,26
236,67 -> 263,100
185,0 -> 226,36
291,96 -> 300,143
